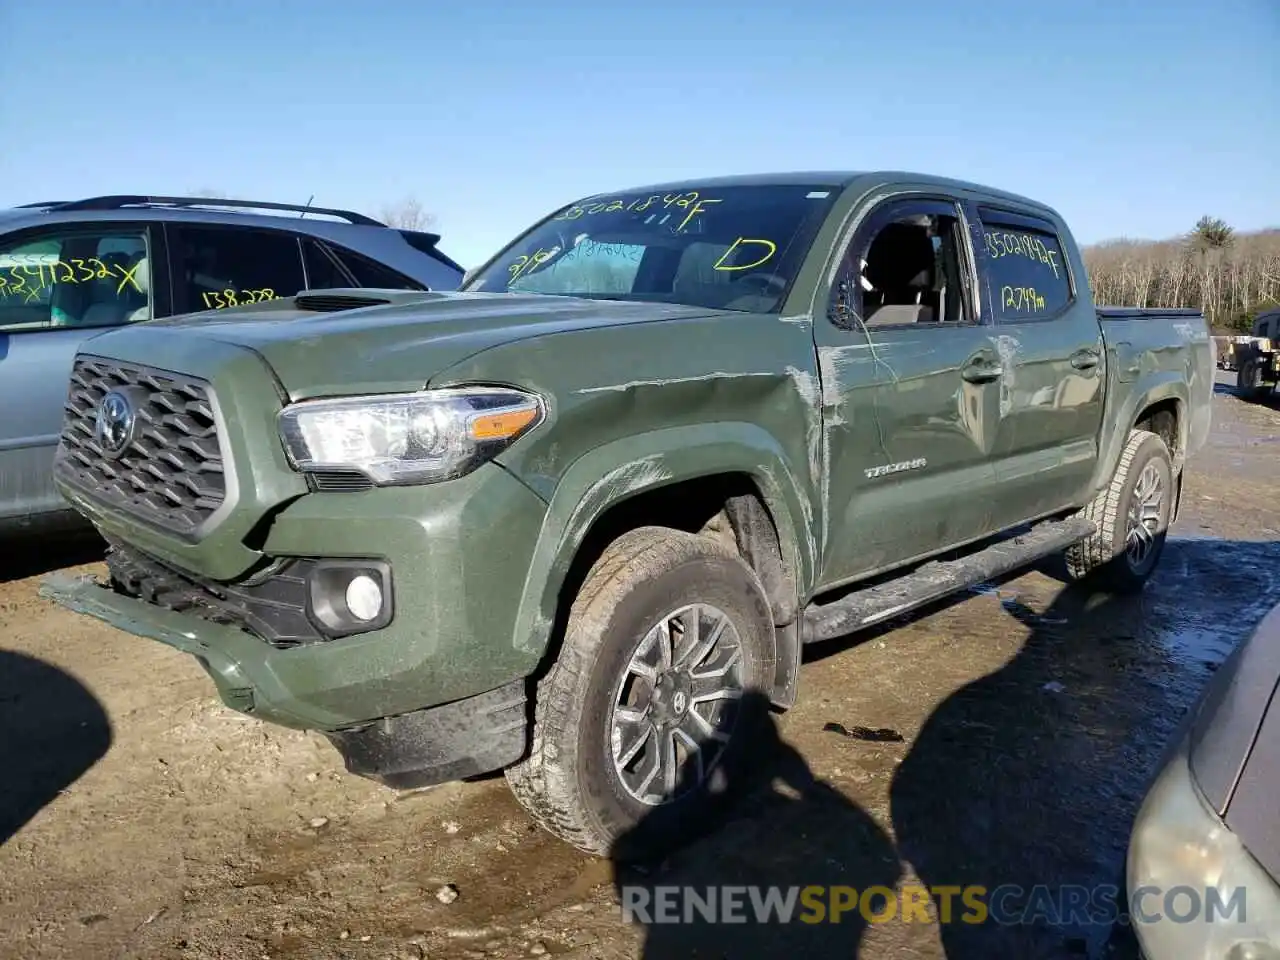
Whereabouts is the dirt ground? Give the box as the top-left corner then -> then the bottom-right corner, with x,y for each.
3,373 -> 1278,960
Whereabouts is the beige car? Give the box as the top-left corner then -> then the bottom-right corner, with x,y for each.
1128,602 -> 1280,958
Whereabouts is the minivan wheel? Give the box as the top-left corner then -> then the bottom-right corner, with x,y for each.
505,525 -> 773,858
1065,428 -> 1174,594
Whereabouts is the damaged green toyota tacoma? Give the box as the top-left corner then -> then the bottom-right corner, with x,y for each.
42,171 -> 1214,855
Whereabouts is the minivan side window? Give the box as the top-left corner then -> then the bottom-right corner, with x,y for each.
0,228 -> 152,333
977,211 -> 1073,321
301,239 -> 424,292
170,226 -> 306,314
332,245 -> 424,290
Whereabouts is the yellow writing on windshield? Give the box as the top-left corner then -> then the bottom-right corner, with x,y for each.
558,239 -> 643,264
0,259 -> 145,304
1002,285 -> 1046,313
985,231 -> 1060,279
508,247 -> 557,283
713,237 -> 777,271
553,191 -> 722,232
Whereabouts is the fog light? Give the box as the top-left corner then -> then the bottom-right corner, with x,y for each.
345,574 -> 383,622
306,559 -> 394,638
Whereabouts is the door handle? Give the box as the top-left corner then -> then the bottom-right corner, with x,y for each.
961,357 -> 1003,383
1070,348 -> 1101,370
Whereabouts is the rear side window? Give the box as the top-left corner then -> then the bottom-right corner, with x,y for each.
170,226 -> 306,313
977,212 -> 1072,321
302,239 -> 425,292
302,240 -> 351,289
331,246 -> 423,290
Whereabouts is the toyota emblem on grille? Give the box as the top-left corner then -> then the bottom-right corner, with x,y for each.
95,390 -> 136,458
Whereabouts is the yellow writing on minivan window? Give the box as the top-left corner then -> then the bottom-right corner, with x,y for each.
201,288 -> 278,310
1002,285 -> 1046,313
713,237 -> 777,271
984,231 -> 1060,279
553,191 -> 722,232
0,259 -> 145,303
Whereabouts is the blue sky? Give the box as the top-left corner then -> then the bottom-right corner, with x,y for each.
2,0 -> 1276,268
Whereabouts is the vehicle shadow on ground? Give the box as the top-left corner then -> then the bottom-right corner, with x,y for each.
611,689 -> 902,959
0,529 -> 103,584
890,536 -> 1280,959
607,536 -> 1280,959
0,649 -> 112,844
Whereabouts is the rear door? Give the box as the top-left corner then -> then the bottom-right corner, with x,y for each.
0,221 -> 169,521
966,202 -> 1105,529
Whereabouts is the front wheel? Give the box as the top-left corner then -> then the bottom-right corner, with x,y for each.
505,526 -> 774,858
1065,428 -> 1174,594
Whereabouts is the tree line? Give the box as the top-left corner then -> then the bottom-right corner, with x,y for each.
1083,216 -> 1280,333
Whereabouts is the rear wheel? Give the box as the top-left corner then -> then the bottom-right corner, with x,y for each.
1065,428 -> 1174,594
505,526 -> 773,858
1238,359 -> 1270,400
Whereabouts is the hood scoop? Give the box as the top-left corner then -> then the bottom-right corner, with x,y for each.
293,288 -> 440,314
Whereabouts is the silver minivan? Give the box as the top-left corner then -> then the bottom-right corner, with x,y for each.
0,195 -> 464,535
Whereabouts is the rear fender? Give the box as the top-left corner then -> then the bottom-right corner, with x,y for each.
1091,372 -> 1188,493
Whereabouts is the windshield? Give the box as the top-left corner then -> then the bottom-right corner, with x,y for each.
464,183 -> 840,312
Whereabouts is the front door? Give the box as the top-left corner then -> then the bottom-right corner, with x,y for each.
813,195 -> 1006,588
967,203 -> 1105,529
0,222 -> 163,522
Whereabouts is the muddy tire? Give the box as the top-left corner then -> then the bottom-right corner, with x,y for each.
504,526 -> 773,859
1065,429 -> 1174,594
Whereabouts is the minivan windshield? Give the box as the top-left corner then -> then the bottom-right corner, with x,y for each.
463,183 -> 839,313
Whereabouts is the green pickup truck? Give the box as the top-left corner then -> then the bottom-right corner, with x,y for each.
43,171 -> 1213,856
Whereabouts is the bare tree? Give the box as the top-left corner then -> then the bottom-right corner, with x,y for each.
1084,221 -> 1280,333
379,196 -> 436,231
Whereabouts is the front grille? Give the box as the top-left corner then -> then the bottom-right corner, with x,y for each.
57,357 -> 226,536
105,538 -> 326,649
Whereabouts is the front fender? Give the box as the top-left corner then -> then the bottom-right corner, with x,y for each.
505,422 -> 817,662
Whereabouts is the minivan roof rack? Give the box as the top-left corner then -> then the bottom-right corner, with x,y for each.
47,195 -> 386,227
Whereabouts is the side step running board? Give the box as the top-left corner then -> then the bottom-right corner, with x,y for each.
801,516 -> 1098,644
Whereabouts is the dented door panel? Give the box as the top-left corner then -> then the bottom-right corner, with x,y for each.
812,321 -> 1003,586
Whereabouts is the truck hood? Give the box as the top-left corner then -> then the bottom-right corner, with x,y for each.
138,292 -> 719,400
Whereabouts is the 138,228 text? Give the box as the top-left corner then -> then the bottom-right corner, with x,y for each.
200,288 -> 279,309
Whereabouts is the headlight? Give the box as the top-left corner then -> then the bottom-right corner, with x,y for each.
278,386 -> 544,485
1128,746 -> 1280,959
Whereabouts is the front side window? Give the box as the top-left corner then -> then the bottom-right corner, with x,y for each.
464,184 -> 840,313
171,226 -> 306,313
848,206 -> 972,326
977,212 -> 1073,321
0,227 -> 151,332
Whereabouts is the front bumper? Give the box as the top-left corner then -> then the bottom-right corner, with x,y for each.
1127,743 -> 1280,959
42,462 -> 551,733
